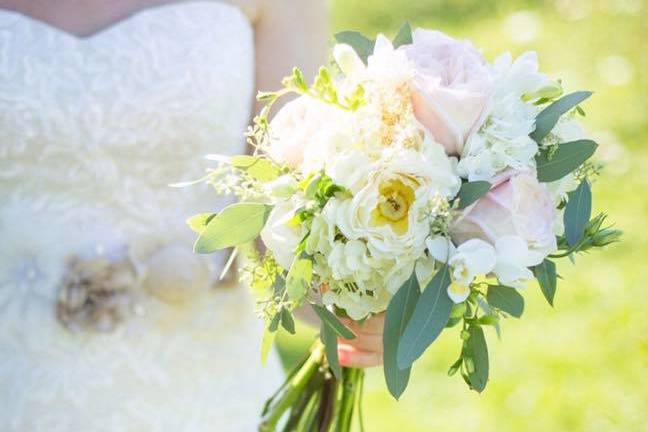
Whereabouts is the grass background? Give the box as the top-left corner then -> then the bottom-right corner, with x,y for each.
276,1 -> 647,430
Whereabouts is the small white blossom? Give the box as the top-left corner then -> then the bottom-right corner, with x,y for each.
493,235 -> 536,287
447,239 -> 496,303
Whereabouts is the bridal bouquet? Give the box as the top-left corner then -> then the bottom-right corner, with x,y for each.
189,24 -> 619,431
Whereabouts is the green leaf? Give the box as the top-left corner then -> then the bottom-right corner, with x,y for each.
230,155 -> 280,182
530,91 -> 592,142
397,266 -> 453,369
535,139 -> 598,182
286,258 -> 313,302
457,181 -> 491,209
533,259 -> 557,306
486,285 -> 524,318
383,271 -> 421,400
564,179 -> 592,247
269,313 -> 281,332
260,328 -> 276,365
392,22 -> 413,48
187,213 -> 215,234
194,203 -> 272,253
465,325 -> 489,392
334,31 -> 375,64
280,309 -> 296,334
311,304 -> 356,340
320,322 -> 342,379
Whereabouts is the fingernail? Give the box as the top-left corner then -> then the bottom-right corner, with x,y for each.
338,347 -> 350,366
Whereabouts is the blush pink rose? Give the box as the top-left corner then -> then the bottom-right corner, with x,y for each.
404,29 -> 493,156
452,172 -> 557,264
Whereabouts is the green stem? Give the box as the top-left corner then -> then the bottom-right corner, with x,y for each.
281,371 -> 325,432
357,371 -> 365,432
334,368 -> 364,432
259,344 -> 325,432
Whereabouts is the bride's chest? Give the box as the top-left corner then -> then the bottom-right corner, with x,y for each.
0,3 -> 254,177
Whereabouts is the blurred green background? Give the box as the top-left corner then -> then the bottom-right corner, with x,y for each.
276,1 -> 647,431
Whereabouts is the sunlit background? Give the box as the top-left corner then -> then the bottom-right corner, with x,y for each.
277,0 -> 647,430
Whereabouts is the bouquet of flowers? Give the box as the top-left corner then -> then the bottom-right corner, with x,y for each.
189,24 -> 620,431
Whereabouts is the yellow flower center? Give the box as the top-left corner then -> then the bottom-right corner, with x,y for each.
370,179 -> 416,235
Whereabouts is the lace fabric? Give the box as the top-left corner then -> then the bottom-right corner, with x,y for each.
0,3 -> 283,430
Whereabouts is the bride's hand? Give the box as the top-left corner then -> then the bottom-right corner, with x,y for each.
337,313 -> 385,368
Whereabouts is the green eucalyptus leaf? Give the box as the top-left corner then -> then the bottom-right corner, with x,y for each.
187,213 -> 216,234
533,259 -> 557,306
447,357 -> 462,376
392,22 -> 413,48
260,328 -> 276,364
465,325 -> 489,392
383,271 -> 421,400
486,285 -> 524,318
269,313 -> 281,332
457,181 -> 491,209
280,309 -> 296,334
535,139 -> 598,182
230,155 -> 280,182
320,322 -> 342,379
397,266 -> 453,369
564,179 -> 592,247
311,304 -> 356,340
194,203 -> 272,253
530,91 -> 592,142
286,258 -> 313,302
334,31 -> 375,64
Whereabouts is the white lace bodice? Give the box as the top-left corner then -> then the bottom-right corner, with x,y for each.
0,3 -> 283,431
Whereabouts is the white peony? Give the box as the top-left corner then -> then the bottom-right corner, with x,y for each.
335,147 -> 460,260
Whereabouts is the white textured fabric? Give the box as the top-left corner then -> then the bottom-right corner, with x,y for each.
0,3 -> 284,431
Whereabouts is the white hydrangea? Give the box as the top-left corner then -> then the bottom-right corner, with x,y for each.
458,52 -> 550,181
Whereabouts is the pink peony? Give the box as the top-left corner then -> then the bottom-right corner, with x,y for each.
404,29 -> 493,156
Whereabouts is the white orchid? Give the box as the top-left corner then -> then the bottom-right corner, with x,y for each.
493,235 -> 537,287
446,239 -> 496,303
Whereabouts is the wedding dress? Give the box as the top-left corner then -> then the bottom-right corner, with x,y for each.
0,2 -> 284,430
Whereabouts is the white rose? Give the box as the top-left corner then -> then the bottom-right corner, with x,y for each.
260,200 -> 301,269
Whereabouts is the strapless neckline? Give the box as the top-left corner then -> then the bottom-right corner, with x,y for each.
0,1 -> 236,40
